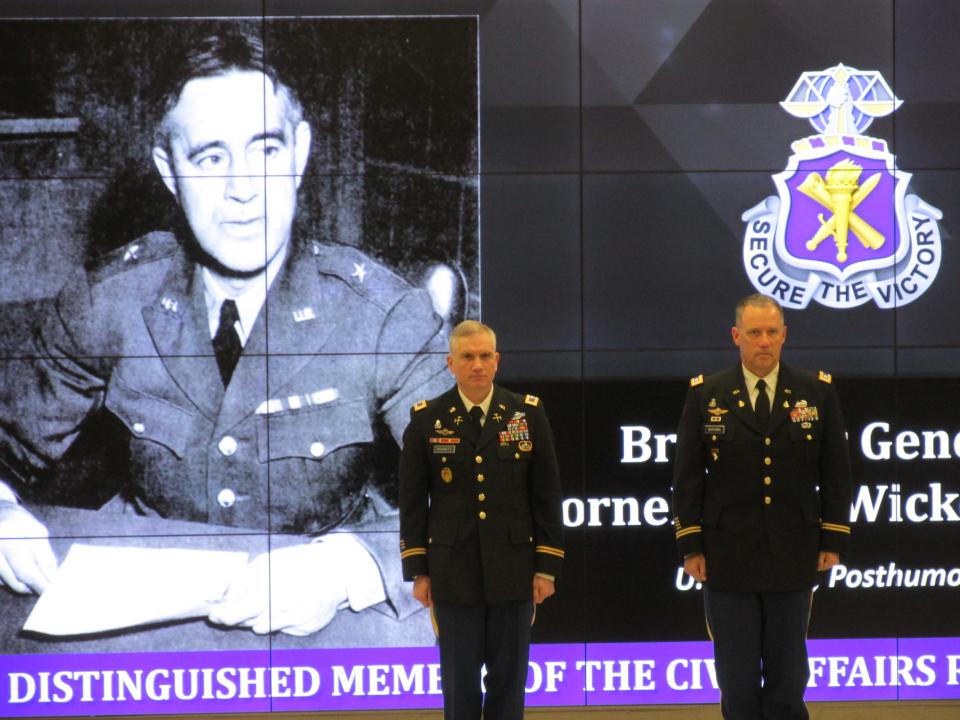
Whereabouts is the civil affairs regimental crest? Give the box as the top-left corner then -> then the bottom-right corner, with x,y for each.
742,64 -> 943,309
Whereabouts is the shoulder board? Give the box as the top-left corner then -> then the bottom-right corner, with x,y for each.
818,370 -> 832,384
311,242 -> 410,308
524,394 -> 540,407
87,231 -> 179,279
412,399 -> 428,412
690,374 -> 704,387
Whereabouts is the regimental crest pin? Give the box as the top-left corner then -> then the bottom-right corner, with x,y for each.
742,64 -> 943,310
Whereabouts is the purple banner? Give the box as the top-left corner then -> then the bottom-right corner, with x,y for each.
3,639 -> 959,715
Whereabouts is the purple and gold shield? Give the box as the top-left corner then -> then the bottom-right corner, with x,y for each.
773,139 -> 910,281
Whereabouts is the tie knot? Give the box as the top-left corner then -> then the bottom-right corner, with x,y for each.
756,378 -> 767,393
469,406 -> 484,422
219,299 -> 240,326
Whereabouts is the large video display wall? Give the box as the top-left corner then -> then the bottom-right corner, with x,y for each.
1,0 -> 959,715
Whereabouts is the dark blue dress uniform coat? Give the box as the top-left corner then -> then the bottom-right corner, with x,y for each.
671,364 -> 852,591
0,231 -> 449,619
398,385 -> 564,604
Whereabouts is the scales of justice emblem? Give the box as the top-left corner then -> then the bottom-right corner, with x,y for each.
742,64 -> 943,309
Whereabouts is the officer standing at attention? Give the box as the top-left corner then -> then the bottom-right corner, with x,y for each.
0,30 -> 449,638
399,320 -> 564,720
672,293 -> 852,720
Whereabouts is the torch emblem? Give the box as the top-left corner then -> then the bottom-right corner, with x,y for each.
742,64 -> 943,309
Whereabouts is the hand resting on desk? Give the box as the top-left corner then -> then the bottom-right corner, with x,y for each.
208,535 -> 386,637
0,501 -> 57,595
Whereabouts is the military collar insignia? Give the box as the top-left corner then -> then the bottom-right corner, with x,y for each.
159,296 -> 180,315
293,306 -> 316,322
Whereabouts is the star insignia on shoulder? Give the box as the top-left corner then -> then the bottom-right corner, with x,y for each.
351,262 -> 367,283
413,399 -> 428,412
524,394 -> 540,407
690,374 -> 704,387
818,370 -> 833,384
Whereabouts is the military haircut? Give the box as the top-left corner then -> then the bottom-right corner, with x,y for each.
734,293 -> 784,327
449,319 -> 496,353
151,29 -> 305,150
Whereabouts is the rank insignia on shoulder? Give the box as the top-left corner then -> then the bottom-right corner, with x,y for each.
524,394 -> 539,407
818,370 -> 833,384
690,374 -> 704,387
413,399 -> 428,412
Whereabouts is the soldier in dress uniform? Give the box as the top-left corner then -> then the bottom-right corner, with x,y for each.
0,31 -> 449,639
672,293 -> 852,719
398,320 -> 564,720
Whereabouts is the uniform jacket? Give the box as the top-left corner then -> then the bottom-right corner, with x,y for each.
398,385 -> 564,605
671,364 -> 852,592
0,230 -> 449,618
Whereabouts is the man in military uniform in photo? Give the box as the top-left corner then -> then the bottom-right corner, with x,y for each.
672,293 -> 852,719
0,31 -> 449,639
398,320 -> 564,720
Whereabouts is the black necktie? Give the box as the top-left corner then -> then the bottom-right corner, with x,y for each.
755,378 -> 770,429
469,405 -> 484,434
212,299 -> 242,386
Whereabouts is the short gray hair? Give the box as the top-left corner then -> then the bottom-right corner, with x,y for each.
449,320 -> 496,352
734,293 -> 784,326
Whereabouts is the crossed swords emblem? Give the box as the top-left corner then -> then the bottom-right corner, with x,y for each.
797,159 -> 885,263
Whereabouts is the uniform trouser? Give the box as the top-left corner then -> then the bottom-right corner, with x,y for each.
703,587 -> 812,720
433,600 -> 534,720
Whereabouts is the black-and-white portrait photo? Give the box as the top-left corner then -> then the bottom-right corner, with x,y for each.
0,15 -> 478,653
